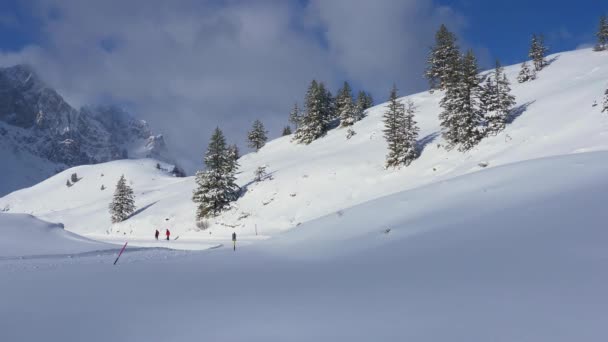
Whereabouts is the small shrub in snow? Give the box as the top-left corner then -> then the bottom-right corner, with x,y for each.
101,184 -> 105,191
70,173 -> 79,183
66,180 -> 72,187
346,128 -> 356,140
196,220 -> 210,230
254,166 -> 268,182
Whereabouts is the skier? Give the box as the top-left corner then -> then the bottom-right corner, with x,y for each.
155,229 -> 159,240
166,229 -> 171,241
232,232 -> 237,251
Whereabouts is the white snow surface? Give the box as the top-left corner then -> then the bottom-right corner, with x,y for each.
1,48 -> 608,341
0,213 -> 115,258
1,151 -> 607,341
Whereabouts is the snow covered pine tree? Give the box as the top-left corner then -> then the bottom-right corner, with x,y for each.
356,91 -> 374,111
517,61 -> 536,83
109,175 -> 136,223
594,15 -> 608,51
336,81 -> 360,127
480,61 -> 516,135
247,120 -> 268,152
602,88 -> 608,113
282,126 -> 292,136
529,34 -> 548,71
289,103 -> 302,130
192,128 -> 239,220
426,24 -> 461,92
293,80 -> 330,144
383,85 -> 420,168
439,50 -> 485,151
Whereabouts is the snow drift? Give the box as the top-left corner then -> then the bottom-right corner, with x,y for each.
0,213 -> 114,258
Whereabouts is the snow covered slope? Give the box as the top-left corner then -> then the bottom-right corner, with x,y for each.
1,151 -> 607,341
0,213 -> 115,258
1,48 -> 608,244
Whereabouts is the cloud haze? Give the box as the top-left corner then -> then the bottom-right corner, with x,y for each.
0,0 -> 476,172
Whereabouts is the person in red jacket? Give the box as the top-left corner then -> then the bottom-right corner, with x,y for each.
166,229 -> 171,241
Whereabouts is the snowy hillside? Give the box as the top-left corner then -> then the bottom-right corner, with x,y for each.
2,151 -> 608,341
1,48 -> 608,246
0,64 -> 176,196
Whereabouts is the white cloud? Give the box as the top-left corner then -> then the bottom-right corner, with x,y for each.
0,0 -> 471,172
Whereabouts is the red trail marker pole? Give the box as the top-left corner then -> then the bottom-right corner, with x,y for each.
113,242 -> 128,265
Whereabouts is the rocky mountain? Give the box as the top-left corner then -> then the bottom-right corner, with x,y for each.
0,64 -> 178,195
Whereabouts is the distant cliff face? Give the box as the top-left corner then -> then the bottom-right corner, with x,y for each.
0,64 -> 179,195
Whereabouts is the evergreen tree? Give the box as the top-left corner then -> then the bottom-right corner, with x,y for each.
356,90 -> 374,110
480,61 -> 516,135
336,81 -> 358,127
529,34 -> 548,71
426,24 -> 461,91
319,82 -> 336,123
400,100 -> 420,166
439,50 -> 484,151
289,103 -> 302,129
109,175 -> 136,223
383,85 -> 404,168
227,144 -> 240,165
382,86 -> 420,168
595,15 -> 608,51
293,80 -> 329,144
517,61 -> 536,83
247,120 -> 268,151
282,126 -> 292,136
192,128 -> 239,219
603,88 -> 608,113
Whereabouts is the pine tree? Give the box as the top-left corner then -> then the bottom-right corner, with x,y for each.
319,82 -> 336,123
517,61 -> 536,83
383,85 -> 404,168
282,126 -> 292,136
289,103 -> 302,129
603,88 -> 608,113
336,81 -> 358,127
595,15 -> 608,51
293,80 -> 329,144
426,24 -> 461,91
529,34 -> 548,71
383,86 -> 420,168
356,90 -> 374,110
439,50 -> 484,151
247,120 -> 268,151
480,61 -> 516,135
109,175 -> 136,223
226,144 -> 240,175
228,144 -> 240,162
401,100 -> 420,166
192,128 -> 239,220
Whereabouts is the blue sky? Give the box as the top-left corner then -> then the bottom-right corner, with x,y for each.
439,0 -> 606,66
0,0 -> 606,170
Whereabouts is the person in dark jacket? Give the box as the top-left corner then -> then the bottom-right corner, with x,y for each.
155,229 -> 160,240
232,232 -> 237,251
166,229 -> 171,241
